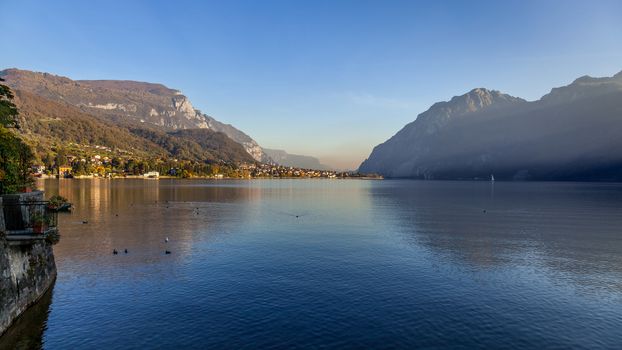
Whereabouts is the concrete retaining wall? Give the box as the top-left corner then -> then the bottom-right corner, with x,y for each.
0,192 -> 57,336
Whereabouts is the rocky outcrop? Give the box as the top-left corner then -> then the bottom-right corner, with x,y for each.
359,70 -> 622,181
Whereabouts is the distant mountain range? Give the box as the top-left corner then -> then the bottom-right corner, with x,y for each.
263,149 -> 331,170
359,70 -> 622,181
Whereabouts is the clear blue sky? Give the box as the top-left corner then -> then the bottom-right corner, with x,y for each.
1,0 -> 621,169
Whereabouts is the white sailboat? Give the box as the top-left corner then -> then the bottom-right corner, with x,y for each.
490,174 -> 495,182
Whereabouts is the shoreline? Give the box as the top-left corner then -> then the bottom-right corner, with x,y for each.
36,175 -> 384,180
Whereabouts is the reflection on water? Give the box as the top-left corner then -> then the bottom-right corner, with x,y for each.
0,283 -> 54,350
4,179 -> 622,349
371,182 -> 622,295
42,179 -> 267,262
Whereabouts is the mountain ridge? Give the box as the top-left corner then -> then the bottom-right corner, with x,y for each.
3,72 -> 255,165
359,70 -> 622,180
0,68 -> 270,162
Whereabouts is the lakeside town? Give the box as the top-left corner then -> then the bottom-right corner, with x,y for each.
31,143 -> 380,180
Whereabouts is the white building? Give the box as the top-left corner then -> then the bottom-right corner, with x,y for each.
143,171 -> 160,178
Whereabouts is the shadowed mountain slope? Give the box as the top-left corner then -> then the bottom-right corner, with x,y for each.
360,71 -> 622,181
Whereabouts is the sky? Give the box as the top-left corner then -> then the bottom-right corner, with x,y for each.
1,0 -> 622,169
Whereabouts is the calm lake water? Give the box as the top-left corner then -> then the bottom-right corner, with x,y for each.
3,179 -> 622,349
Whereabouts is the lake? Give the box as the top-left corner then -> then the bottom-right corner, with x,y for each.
3,179 -> 622,349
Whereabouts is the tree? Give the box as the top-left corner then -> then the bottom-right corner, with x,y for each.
0,77 -> 19,129
54,147 -> 68,167
0,78 -> 34,194
42,152 -> 55,169
72,161 -> 88,176
111,157 -> 122,169
0,128 -> 34,193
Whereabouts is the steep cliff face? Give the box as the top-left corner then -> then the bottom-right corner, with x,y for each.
77,79 -> 211,130
359,71 -> 622,180
12,90 -> 170,158
202,115 -> 270,162
0,69 -> 269,162
11,89 -> 255,164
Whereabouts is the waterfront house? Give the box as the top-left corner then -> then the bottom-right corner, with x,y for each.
58,166 -> 72,178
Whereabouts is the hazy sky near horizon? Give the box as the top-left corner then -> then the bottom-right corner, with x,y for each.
1,0 -> 622,169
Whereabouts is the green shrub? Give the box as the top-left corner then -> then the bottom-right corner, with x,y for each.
48,195 -> 68,207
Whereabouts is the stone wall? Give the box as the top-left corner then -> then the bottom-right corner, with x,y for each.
0,192 -> 57,336
0,197 -> 5,232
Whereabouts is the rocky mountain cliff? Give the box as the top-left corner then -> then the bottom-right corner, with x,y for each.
0,69 -> 269,162
12,90 -> 168,158
14,90 -> 254,164
263,149 -> 331,170
359,71 -> 622,181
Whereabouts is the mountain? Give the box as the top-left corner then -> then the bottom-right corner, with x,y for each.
12,90 -> 167,158
263,149 -> 331,170
11,89 -> 254,164
128,128 -> 254,163
359,71 -> 622,181
166,129 -> 254,163
0,68 -> 269,162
